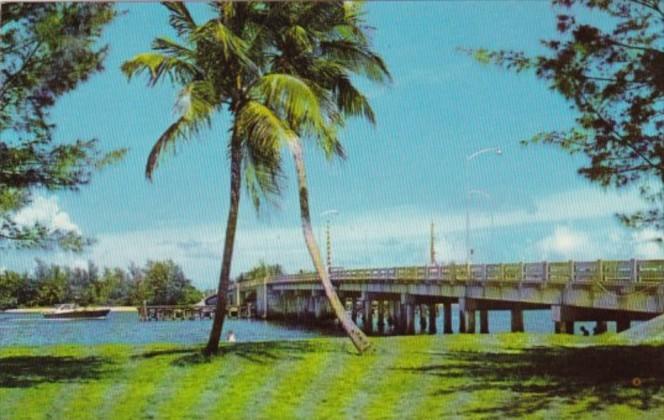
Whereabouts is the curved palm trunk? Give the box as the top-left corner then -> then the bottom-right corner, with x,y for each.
205,134 -> 242,355
290,139 -> 371,353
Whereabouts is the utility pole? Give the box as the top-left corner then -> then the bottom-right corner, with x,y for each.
430,221 -> 437,266
326,219 -> 332,271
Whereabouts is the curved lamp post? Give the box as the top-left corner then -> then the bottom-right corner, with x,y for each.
465,147 -> 502,264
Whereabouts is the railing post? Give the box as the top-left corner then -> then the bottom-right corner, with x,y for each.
263,276 -> 268,319
499,263 -> 505,282
481,264 -> 487,283
519,262 -> 524,282
569,260 -> 575,283
597,259 -> 604,282
543,261 -> 549,282
630,258 -> 638,282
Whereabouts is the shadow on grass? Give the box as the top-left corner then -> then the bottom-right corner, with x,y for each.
172,340 -> 333,366
129,340 -> 334,366
401,345 -> 664,417
0,356 -> 109,388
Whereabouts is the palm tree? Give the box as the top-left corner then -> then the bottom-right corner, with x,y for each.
122,2 -> 287,354
122,2 -> 388,354
260,1 -> 391,353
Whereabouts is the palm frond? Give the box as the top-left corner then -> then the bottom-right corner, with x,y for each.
192,20 -> 251,65
252,73 -> 323,130
320,40 -> 391,83
121,52 -> 200,86
145,81 -> 215,180
152,37 -> 195,58
242,142 -> 284,212
334,75 -> 375,124
162,2 -> 197,38
236,100 -> 297,150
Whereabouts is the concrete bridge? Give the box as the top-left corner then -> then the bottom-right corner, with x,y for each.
228,259 -> 664,335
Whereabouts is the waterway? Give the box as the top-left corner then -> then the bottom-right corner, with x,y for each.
0,311 -> 324,347
0,306 -> 613,347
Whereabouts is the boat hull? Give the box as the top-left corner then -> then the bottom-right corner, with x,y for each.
43,309 -> 111,320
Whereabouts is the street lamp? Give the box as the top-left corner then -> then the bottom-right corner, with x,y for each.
465,147 -> 502,264
320,209 -> 339,271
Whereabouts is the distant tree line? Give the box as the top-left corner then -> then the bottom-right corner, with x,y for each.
237,260 -> 284,283
0,259 -> 202,310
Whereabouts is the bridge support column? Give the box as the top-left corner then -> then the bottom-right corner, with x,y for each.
459,298 -> 476,334
555,321 -> 574,334
350,297 -> 358,323
377,301 -> 385,334
393,300 -> 402,334
511,308 -> 524,333
313,293 -> 323,320
465,310 -> 476,333
479,310 -> 489,334
362,293 -> 372,334
594,321 -> 608,335
407,304 -> 416,334
616,319 -> 631,333
419,305 -> 427,333
401,294 -> 415,335
428,304 -> 437,334
443,302 -> 453,334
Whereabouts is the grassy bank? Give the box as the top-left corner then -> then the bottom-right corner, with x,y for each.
2,334 -> 664,419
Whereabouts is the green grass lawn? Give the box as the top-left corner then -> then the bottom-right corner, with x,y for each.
2,334 -> 664,419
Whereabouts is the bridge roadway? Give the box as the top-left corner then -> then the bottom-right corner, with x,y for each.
230,259 -> 664,335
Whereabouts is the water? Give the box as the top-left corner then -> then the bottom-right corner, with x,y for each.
0,306 -> 615,347
0,311 -> 323,347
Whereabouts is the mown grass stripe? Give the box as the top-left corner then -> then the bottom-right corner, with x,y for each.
0,346 -> 42,419
291,343 -> 354,419
302,337 -> 405,419
240,351 -> 321,419
54,346 -> 130,419
255,347 -> 333,418
101,346 -> 186,419
2,345 -> 103,420
340,337 -> 410,418
305,342 -> 383,419
149,355 -> 226,420
41,345 -> 127,420
363,335 -> 440,419
201,345 -> 290,418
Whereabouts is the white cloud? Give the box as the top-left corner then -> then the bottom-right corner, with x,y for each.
26,186 -> 660,289
632,229 -> 664,259
534,226 -> 595,260
13,195 -> 80,234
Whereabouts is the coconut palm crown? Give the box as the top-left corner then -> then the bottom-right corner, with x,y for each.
121,1 -> 389,354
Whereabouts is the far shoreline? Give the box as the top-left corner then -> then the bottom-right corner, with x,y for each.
1,306 -> 138,314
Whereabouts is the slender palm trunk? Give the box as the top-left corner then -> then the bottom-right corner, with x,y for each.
290,139 -> 371,353
205,133 -> 242,355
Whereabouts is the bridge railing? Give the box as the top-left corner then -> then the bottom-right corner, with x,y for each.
241,259 -> 664,288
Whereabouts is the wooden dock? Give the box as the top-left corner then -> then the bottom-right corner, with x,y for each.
137,303 -> 255,321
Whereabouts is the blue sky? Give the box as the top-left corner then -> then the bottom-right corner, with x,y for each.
3,1 -> 662,289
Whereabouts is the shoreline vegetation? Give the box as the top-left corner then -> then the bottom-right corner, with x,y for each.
0,260 -> 203,311
1,334 -> 663,419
